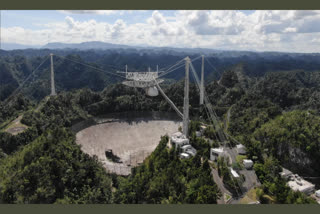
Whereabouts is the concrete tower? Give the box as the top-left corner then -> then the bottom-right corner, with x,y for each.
200,55 -> 204,105
50,53 -> 56,96
183,57 -> 190,137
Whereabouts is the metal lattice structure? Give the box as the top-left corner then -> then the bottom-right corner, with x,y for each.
126,71 -> 159,81
119,66 -> 164,96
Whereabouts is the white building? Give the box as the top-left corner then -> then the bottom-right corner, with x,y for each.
210,147 -> 228,161
243,159 -> 253,169
236,144 -> 246,155
316,190 -> 320,198
171,132 -> 189,148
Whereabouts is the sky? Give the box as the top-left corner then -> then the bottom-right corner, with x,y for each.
1,10 -> 320,53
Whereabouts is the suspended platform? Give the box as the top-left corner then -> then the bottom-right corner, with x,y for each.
121,71 -> 164,96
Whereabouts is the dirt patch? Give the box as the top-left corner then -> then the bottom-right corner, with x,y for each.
5,115 -> 28,135
75,113 -> 182,175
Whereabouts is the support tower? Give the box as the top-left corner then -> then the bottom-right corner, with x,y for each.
183,57 -> 190,137
200,55 -> 204,105
50,53 -> 56,96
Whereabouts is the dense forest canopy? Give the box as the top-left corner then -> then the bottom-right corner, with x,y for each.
2,48 -> 320,102
0,128 -> 113,204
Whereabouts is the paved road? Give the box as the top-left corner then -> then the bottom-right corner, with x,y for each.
225,147 -> 238,164
240,169 -> 261,191
224,147 -> 260,193
210,104 -> 261,203
211,166 -> 232,204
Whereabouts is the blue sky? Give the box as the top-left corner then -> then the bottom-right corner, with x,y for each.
1,10 -> 320,52
2,10 -> 175,29
2,10 -> 255,29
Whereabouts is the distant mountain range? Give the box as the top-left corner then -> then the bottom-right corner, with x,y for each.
40,42 -> 224,54
0,41 -> 245,56
2,41 -> 320,58
1,43 -> 42,50
0,41 -> 144,51
41,41 -> 138,50
39,42 -> 270,55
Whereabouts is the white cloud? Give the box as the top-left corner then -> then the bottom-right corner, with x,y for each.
184,10 -> 246,35
252,10 -> 320,34
111,19 -> 126,38
148,11 -> 166,26
2,10 -> 320,52
283,27 -> 297,33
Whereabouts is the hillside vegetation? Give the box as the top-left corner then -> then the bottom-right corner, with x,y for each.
0,128 -> 112,204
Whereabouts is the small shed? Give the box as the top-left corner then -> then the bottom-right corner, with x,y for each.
171,132 -> 189,148
210,147 -> 227,161
243,159 -> 253,169
236,144 -> 246,155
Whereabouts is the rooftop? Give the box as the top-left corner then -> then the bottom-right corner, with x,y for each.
180,153 -> 190,159
243,159 -> 253,164
211,147 -> 224,153
171,132 -> 189,146
172,131 -> 184,138
181,145 -> 192,150
236,144 -> 245,149
230,168 -> 240,178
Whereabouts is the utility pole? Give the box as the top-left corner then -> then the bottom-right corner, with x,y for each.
183,57 -> 190,137
50,53 -> 56,96
125,64 -> 128,78
200,55 -> 204,105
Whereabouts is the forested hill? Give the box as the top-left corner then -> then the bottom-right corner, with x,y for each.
1,48 -> 320,102
1,63 -> 320,203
